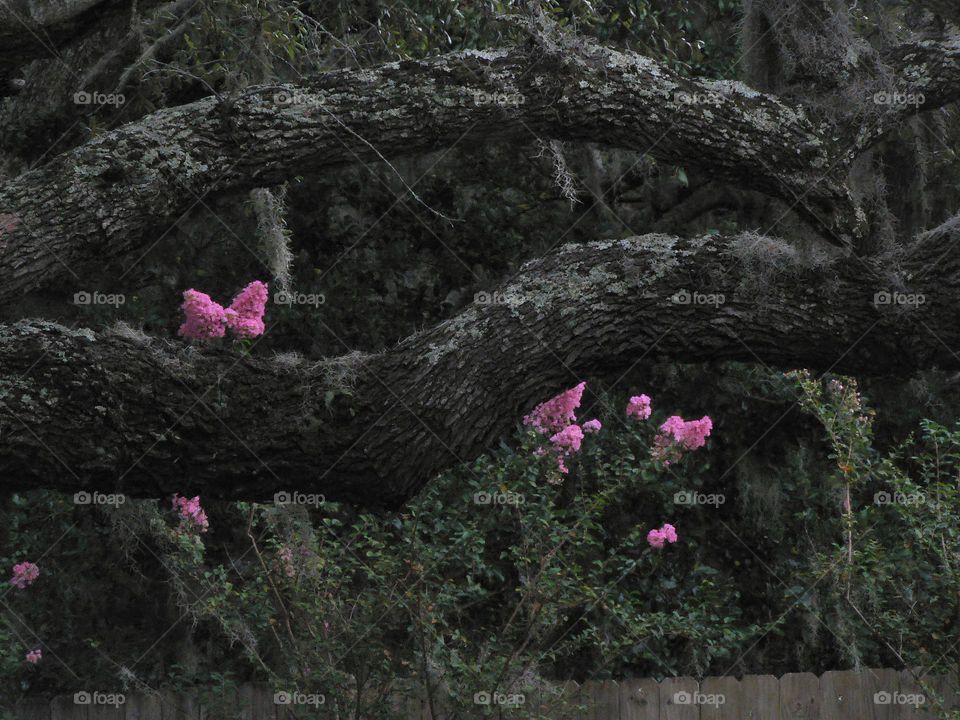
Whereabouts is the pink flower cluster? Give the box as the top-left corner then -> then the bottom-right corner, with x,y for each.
626,395 -> 652,420
9,561 -> 39,589
25,649 -> 41,665
524,382 -> 602,475
178,281 -> 268,340
172,494 -> 209,532
647,523 -> 678,549
653,414 -> 713,463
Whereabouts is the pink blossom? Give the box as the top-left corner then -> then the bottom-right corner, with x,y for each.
225,280 -> 269,339
25,649 -> 41,665
523,382 -> 586,435
582,419 -> 602,433
549,424 -> 585,474
178,281 -> 268,340
647,523 -> 678,549
654,415 -> 713,461
10,561 -> 39,589
627,395 -> 652,420
178,290 -> 227,339
172,494 -> 209,532
646,528 -> 666,549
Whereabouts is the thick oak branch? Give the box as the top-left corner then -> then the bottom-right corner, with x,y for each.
1,230 -> 956,507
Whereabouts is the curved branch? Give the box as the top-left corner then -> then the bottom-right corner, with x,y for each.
0,41 -> 863,303
1,228 -> 955,507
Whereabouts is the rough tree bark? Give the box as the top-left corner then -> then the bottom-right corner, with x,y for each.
1,227 -> 956,507
0,40 -> 867,304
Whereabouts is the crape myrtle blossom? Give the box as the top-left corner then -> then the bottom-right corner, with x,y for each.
653,415 -> 713,463
178,281 -> 268,340
523,381 -> 598,475
10,561 -> 39,589
172,494 -> 210,532
626,394 -> 652,420
647,523 -> 678,549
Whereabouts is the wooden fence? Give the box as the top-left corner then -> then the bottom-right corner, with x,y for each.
10,669 -> 959,719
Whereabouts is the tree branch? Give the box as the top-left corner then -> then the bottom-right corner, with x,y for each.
1,227 -> 956,506
0,41 -> 863,303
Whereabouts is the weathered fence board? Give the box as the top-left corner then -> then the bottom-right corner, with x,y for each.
741,673 -> 779,720
617,678 -> 658,720
14,668 -> 960,719
779,672 -> 820,720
